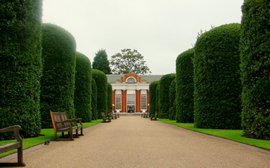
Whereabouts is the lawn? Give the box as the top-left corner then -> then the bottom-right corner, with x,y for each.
159,119 -> 270,150
0,120 -> 102,158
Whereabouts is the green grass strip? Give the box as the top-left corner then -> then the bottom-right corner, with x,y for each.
159,119 -> 270,150
0,120 -> 102,158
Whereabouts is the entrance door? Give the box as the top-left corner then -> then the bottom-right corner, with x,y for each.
127,93 -> 136,113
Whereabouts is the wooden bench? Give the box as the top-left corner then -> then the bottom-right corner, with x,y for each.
0,125 -> 25,167
50,111 -> 83,140
101,112 -> 111,123
150,113 -> 158,120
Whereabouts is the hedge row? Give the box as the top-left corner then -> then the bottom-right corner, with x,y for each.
194,23 -> 242,129
107,83 -> 112,113
0,0 -> 42,137
240,0 -> 270,139
159,74 -> 175,119
91,79 -> 98,120
169,79 -> 176,120
176,49 -> 194,123
40,24 -> 76,128
74,52 -> 92,122
149,81 -> 159,118
92,69 -> 107,118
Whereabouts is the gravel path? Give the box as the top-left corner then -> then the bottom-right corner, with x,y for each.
1,116 -> 270,168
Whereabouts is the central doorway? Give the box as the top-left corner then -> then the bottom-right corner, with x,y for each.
127,93 -> 136,113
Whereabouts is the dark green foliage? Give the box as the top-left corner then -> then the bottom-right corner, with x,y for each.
0,0 -> 42,137
91,79 -> 98,120
74,52 -> 92,122
240,0 -> 270,139
40,24 -> 76,128
149,81 -> 159,118
176,49 -> 194,123
194,23 -> 242,129
92,69 -> 107,118
159,74 -> 176,119
156,82 -> 160,117
169,79 -> 176,120
92,49 -> 111,74
107,84 -> 112,113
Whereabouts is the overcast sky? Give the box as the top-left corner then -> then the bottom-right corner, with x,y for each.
42,0 -> 244,75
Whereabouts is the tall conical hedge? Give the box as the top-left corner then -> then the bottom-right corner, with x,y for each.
91,79 -> 98,120
107,83 -> 112,113
240,0 -> 270,139
156,82 -> 160,117
92,69 -> 107,118
169,79 -> 176,120
194,23 -> 242,129
0,0 -> 42,137
176,49 -> 194,123
159,74 -> 176,119
149,81 -> 159,118
74,52 -> 92,122
40,24 -> 76,128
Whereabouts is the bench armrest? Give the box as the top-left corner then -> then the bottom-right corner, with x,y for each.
0,125 -> 22,142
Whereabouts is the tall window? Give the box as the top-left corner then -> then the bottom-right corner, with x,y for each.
115,90 -> 121,110
140,90 -> 147,110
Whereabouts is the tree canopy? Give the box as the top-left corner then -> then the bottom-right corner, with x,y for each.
92,49 -> 111,74
110,49 -> 151,75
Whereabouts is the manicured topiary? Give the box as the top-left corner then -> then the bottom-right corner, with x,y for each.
92,69 -> 107,118
91,79 -> 98,120
149,81 -> 159,118
169,79 -> 176,120
194,23 -> 242,129
107,83 -> 112,113
240,0 -> 270,139
156,82 -> 160,117
176,49 -> 194,123
0,0 -> 42,137
159,74 -> 176,119
74,52 -> 92,122
40,24 -> 76,128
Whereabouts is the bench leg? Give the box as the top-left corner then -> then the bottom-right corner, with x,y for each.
69,129 -> 73,140
81,127 -> 84,136
17,147 -> 25,166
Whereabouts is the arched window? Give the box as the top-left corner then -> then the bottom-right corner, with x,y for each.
126,77 -> 136,84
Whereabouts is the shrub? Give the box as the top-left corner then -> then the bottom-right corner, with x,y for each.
0,0 -> 42,137
91,79 -> 98,120
74,52 -> 92,122
159,74 -> 176,119
176,49 -> 194,123
149,81 -> 159,118
240,0 -> 270,139
169,79 -> 176,120
40,24 -> 76,128
194,23 -> 242,129
107,83 -> 112,113
156,82 -> 160,117
92,69 -> 107,118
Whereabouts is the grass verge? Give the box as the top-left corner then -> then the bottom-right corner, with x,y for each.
159,119 -> 270,150
0,120 -> 102,158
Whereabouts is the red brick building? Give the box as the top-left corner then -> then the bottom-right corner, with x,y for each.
107,73 -> 162,113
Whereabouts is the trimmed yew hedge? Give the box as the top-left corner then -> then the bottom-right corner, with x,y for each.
0,0 -> 42,137
176,49 -> 194,123
149,81 -> 159,118
156,82 -> 160,117
74,52 -> 92,122
92,69 -> 107,118
107,83 -> 112,113
194,23 -> 242,129
40,24 -> 76,128
169,79 -> 176,120
91,79 -> 98,120
159,74 -> 176,119
240,0 -> 270,139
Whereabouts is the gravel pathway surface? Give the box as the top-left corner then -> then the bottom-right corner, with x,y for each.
1,116 -> 270,168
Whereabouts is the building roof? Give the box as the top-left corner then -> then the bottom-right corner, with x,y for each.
107,74 -> 162,84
